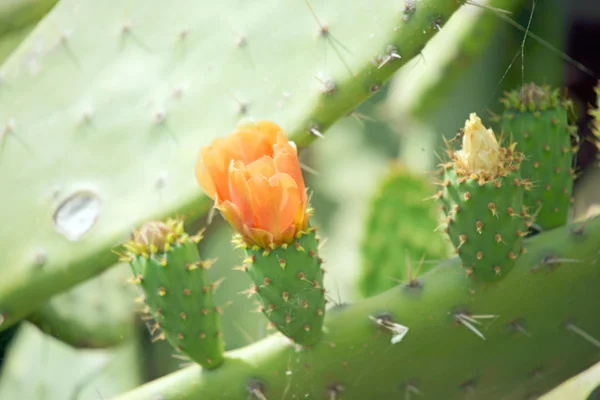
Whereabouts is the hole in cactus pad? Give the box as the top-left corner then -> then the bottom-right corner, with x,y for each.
53,191 -> 101,241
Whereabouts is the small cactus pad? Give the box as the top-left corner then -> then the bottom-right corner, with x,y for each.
498,83 -> 577,230
238,227 -> 325,346
122,219 -> 225,369
359,163 -> 452,296
438,113 -> 530,281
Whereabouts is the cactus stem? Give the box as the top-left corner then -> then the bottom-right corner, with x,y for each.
565,322 -> 600,348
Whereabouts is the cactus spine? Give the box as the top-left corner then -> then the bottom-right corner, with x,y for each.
498,83 -> 577,230
120,219 -> 225,369
437,113 -> 531,281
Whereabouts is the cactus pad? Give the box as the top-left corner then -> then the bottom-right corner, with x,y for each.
438,113 -> 530,281
122,219 -> 225,369
238,227 -> 326,346
27,263 -> 137,348
0,0 -> 462,332
498,83 -> 577,230
359,163 -> 451,297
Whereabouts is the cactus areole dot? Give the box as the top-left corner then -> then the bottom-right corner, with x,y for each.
195,120 -> 310,248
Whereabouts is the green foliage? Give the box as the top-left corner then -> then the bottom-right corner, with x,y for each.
0,0 -> 463,332
27,263 -> 138,348
242,228 -> 326,346
359,163 -> 451,297
113,216 -> 600,400
497,83 -> 577,230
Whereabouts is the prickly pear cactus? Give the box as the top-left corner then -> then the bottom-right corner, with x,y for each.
112,216 -> 600,400
195,120 -> 326,346
0,0 -> 462,332
120,219 -> 225,369
437,113 -> 530,280
359,163 -> 451,297
497,83 -> 577,230
27,263 -> 138,349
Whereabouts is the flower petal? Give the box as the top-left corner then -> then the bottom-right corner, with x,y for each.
231,120 -> 282,163
196,138 -> 242,202
215,200 -> 245,234
268,173 -> 302,236
245,156 -> 276,179
243,226 -> 274,249
273,132 -> 306,204
247,174 -> 273,231
228,161 -> 254,226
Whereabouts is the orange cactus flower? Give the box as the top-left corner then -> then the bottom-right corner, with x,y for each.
195,120 -> 309,248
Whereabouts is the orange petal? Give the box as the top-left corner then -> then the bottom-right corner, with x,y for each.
228,162 -> 254,226
197,139 -> 241,202
273,132 -> 306,204
215,200 -> 245,234
245,156 -> 276,179
246,174 -> 273,231
232,120 -> 282,162
268,173 -> 302,235
247,173 -> 300,236
243,226 -> 274,249
195,149 -> 217,200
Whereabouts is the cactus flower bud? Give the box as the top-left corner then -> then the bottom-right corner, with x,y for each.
455,113 -> 501,178
195,120 -> 309,248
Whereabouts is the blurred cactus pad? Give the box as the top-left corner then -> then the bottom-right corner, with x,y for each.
1,0 -> 600,399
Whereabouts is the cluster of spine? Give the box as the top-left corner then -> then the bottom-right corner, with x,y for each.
234,226 -> 326,347
495,83 -> 577,230
359,163 -> 451,296
119,218 -> 224,369
435,113 -> 532,281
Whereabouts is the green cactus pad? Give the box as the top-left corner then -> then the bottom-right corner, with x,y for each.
438,113 -> 530,281
0,0 -> 463,332
239,228 -> 325,347
498,83 -> 577,230
359,163 -> 451,297
27,263 -> 137,349
440,167 -> 528,280
123,219 -> 225,369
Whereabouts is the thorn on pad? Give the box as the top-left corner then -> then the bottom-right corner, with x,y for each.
369,313 -> 409,344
